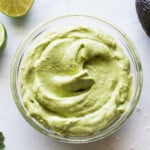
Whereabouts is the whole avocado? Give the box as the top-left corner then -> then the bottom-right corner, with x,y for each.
136,0 -> 150,36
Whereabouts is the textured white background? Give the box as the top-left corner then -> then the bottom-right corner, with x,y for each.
0,0 -> 150,150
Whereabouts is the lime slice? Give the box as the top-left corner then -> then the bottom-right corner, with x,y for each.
0,0 -> 34,17
0,22 -> 7,52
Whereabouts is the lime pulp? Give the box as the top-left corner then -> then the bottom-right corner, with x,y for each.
0,22 -> 7,51
0,0 -> 34,17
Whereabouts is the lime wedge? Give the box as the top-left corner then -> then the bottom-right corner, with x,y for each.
0,22 -> 7,52
0,0 -> 34,17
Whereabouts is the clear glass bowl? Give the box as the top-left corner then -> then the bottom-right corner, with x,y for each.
11,15 -> 143,143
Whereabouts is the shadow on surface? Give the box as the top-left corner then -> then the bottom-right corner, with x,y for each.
50,134 -> 120,150
0,50 -> 5,71
10,13 -> 31,27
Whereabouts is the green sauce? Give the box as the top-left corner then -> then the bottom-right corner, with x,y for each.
20,26 -> 132,136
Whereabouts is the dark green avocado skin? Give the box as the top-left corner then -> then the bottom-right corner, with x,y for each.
136,0 -> 150,36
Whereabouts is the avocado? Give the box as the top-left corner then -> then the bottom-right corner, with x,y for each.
136,0 -> 150,36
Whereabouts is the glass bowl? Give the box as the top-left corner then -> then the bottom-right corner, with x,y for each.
11,15 -> 143,143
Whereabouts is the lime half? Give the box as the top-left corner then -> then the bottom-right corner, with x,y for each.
0,0 -> 34,17
0,23 -> 7,51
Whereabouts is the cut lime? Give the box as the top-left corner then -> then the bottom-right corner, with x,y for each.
0,0 -> 34,17
0,22 -> 7,52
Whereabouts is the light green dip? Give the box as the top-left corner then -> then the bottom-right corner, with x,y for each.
21,26 -> 132,136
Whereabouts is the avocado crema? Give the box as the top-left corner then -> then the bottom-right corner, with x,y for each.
21,26 -> 132,136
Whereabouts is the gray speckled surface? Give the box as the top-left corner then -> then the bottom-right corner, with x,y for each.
0,0 -> 150,149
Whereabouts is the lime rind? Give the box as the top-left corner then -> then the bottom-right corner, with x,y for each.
0,0 -> 34,17
0,22 -> 7,52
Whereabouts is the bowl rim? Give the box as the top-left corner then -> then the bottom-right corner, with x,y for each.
10,14 -> 143,143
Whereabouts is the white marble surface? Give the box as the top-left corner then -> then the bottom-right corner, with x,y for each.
0,0 -> 150,150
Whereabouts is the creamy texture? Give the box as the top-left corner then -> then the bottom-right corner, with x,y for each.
21,26 -> 132,136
